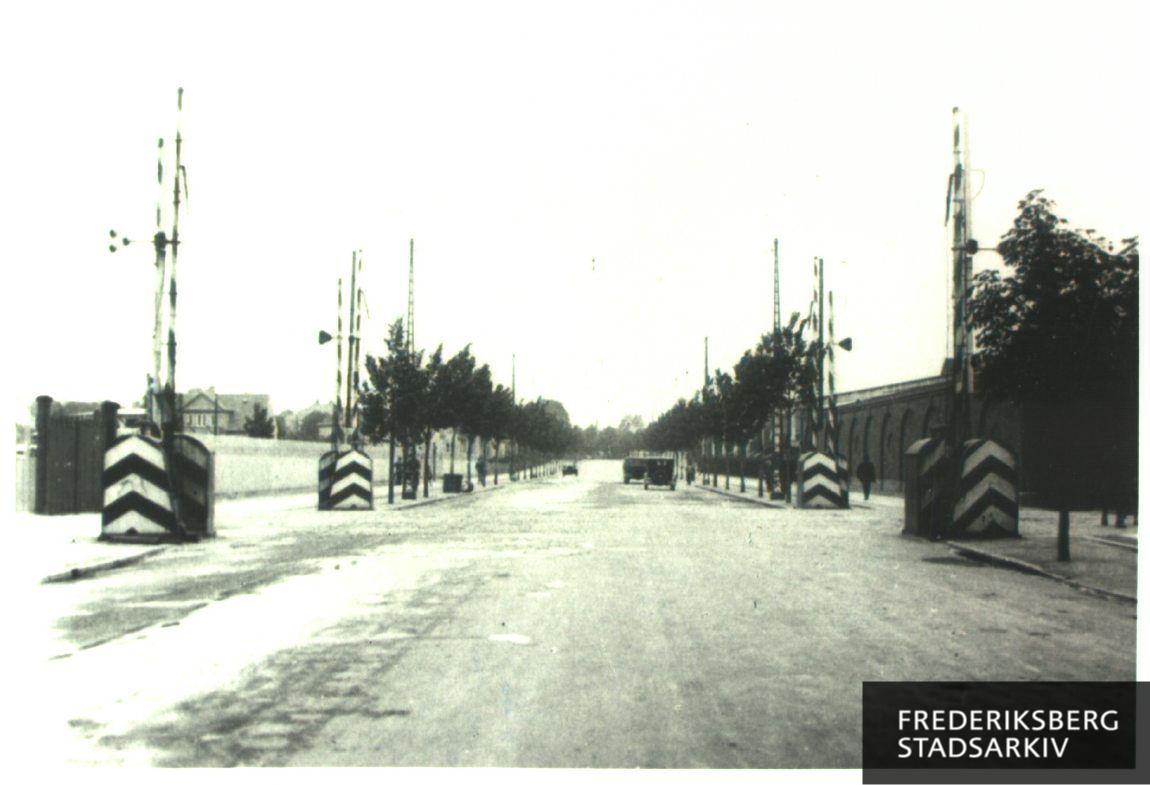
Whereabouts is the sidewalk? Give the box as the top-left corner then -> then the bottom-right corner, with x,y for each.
699,472 -> 1138,602
17,473 -> 526,586
949,508 -> 1137,602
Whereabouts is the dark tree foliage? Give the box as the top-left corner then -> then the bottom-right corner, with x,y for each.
481,384 -> 516,456
970,191 -> 1138,407
969,191 -> 1138,508
358,318 -> 578,483
298,410 -> 327,441
243,404 -> 276,438
641,310 -> 815,457
360,320 -> 427,447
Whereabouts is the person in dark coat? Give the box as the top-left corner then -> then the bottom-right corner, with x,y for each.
856,456 -> 876,500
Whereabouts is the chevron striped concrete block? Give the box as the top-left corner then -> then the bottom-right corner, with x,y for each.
170,434 -> 215,539
101,434 -> 181,542
317,448 -> 335,510
903,437 -> 948,537
798,450 -> 849,509
318,448 -> 373,510
836,453 -> 851,507
952,438 -> 1019,538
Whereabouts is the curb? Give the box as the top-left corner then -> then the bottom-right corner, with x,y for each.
390,484 -> 507,511
1084,534 -> 1138,552
695,483 -> 786,509
41,546 -> 170,585
948,542 -> 1137,604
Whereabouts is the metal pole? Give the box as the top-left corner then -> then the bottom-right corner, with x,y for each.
948,107 -> 974,450
351,251 -> 364,443
407,238 -> 415,353
345,251 -> 358,430
334,276 -> 343,449
165,87 -> 185,433
817,256 -> 825,450
151,136 -> 167,426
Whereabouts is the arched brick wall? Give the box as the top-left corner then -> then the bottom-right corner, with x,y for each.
898,407 -> 913,480
879,410 -> 892,486
827,377 -> 1023,494
922,405 -> 938,438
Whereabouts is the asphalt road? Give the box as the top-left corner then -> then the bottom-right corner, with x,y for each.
30,460 -> 1137,767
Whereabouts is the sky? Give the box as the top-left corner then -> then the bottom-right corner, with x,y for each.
2,0 -> 1145,428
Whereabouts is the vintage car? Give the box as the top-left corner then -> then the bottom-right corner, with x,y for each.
562,463 -> 578,476
643,457 -> 676,490
622,456 -> 647,484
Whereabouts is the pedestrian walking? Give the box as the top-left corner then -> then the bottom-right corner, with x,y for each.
856,456 -> 876,500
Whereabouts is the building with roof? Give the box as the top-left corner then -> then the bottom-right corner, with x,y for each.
180,388 -> 273,435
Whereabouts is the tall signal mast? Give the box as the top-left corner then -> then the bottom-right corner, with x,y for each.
406,238 -> 415,353
772,238 -> 781,335
946,107 -> 975,446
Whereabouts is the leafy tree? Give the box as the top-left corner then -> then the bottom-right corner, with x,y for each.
480,383 -> 515,484
298,409 -> 328,442
361,320 -> 426,500
969,190 -> 1138,513
416,346 -> 446,497
643,311 -> 813,492
619,414 -> 645,434
244,404 -> 276,438
462,363 -> 493,486
438,346 -> 477,475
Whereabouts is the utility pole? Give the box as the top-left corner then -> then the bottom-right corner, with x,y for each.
816,256 -> 825,450
703,337 -> 711,483
511,353 -> 517,480
773,238 -> 784,455
703,336 -> 709,387
772,239 -> 781,335
408,239 -> 415,350
333,277 -> 344,449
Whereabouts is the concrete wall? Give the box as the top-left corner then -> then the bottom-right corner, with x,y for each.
13,427 -> 527,511
201,434 -> 491,497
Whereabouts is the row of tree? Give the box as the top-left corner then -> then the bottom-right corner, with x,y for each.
640,310 -> 821,479
638,191 -> 1139,511
358,320 -> 577,497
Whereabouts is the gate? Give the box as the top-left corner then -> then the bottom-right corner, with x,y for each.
34,396 -> 120,515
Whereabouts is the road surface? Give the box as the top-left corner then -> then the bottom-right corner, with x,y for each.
27,460 -> 1136,767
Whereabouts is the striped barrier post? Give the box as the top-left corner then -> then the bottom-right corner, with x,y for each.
101,434 -> 182,542
951,438 -> 1019,538
318,448 -> 373,510
170,434 -> 215,539
903,437 -> 947,537
836,453 -> 851,508
318,450 -> 336,509
797,450 -> 849,509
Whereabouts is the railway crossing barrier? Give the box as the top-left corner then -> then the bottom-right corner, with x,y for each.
101,432 -> 215,543
318,448 -> 373,510
797,450 -> 850,509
